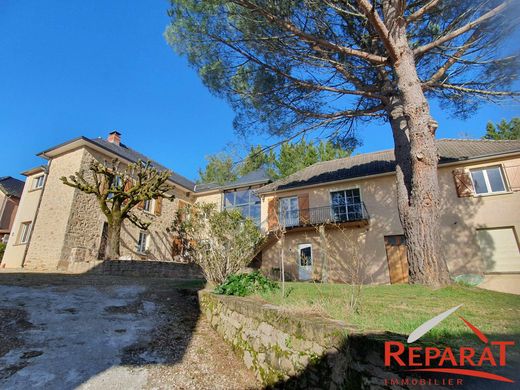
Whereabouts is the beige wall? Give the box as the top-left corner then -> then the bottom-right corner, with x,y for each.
194,191 -> 222,210
259,155 -> 520,283
0,192 -> 19,238
2,171 -> 45,268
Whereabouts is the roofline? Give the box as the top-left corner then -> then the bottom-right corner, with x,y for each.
194,178 -> 271,194
37,137 -> 195,193
21,165 -> 47,177
257,149 -> 520,196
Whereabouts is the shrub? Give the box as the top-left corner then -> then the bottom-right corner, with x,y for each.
0,242 -> 5,261
170,203 -> 264,284
215,271 -> 279,296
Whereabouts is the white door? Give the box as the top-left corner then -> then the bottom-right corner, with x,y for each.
477,228 -> 520,273
280,197 -> 299,227
298,244 -> 313,280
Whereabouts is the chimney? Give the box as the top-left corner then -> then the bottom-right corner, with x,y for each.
107,131 -> 121,145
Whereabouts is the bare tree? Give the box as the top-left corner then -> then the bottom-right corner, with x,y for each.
61,159 -> 174,259
166,0 -> 519,285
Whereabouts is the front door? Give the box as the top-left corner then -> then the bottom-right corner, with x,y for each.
384,235 -> 409,284
298,244 -> 313,280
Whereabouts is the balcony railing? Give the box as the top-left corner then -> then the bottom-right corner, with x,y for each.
275,202 -> 369,230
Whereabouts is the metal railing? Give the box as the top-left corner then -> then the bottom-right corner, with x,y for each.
276,202 -> 369,230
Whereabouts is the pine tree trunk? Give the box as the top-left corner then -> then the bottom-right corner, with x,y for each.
105,220 -> 121,260
384,13 -> 451,286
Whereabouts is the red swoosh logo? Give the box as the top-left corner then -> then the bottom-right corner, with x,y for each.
407,368 -> 514,383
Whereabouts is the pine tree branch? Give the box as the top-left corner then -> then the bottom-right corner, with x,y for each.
407,0 -> 441,23
414,1 -> 511,57
427,83 -> 520,96
232,0 -> 387,64
356,0 -> 400,63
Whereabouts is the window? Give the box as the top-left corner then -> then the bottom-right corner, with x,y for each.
137,231 -> 149,253
33,175 -> 45,189
330,188 -> 362,221
223,189 -> 261,225
279,196 -> 299,227
19,222 -> 32,244
470,166 -> 507,195
143,199 -> 154,213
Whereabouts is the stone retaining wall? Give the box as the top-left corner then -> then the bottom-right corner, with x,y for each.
199,291 -> 415,389
67,259 -> 203,279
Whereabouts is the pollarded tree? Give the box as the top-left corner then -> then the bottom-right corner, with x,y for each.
61,159 -> 174,260
166,0 -> 520,286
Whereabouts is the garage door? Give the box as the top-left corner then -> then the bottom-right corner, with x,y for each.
477,228 -> 520,273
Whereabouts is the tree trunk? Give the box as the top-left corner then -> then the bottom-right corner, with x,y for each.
383,12 -> 451,286
105,220 -> 122,260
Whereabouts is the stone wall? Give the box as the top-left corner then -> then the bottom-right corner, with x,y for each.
199,291 -> 412,389
67,259 -> 203,279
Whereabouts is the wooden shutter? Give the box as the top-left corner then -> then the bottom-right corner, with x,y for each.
452,168 -> 474,197
99,177 -> 108,195
298,193 -> 310,225
267,197 -> 279,230
124,179 -> 132,192
137,201 -> 144,210
154,198 -> 162,216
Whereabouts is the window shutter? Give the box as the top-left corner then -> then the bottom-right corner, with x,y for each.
298,193 -> 310,224
124,179 -> 132,192
452,168 -> 474,197
137,200 -> 144,210
99,177 -> 108,195
267,197 -> 279,230
154,197 -> 162,216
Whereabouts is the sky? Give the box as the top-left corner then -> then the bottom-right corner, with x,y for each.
0,0 -> 518,182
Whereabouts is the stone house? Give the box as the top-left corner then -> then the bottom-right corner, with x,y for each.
1,133 -> 519,285
0,176 -> 24,244
1,132 -> 270,272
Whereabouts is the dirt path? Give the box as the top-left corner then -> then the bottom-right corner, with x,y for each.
0,274 -> 260,390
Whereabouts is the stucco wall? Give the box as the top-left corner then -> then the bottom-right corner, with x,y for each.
1,173 -> 44,268
259,156 -> 520,283
194,191 -> 222,210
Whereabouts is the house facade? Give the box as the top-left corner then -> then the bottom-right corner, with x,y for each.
256,140 -> 520,284
1,133 -> 519,285
0,176 -> 24,244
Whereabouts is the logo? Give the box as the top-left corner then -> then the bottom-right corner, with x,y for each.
384,305 -> 515,385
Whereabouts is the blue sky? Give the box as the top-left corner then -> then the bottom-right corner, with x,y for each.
0,1 -> 518,182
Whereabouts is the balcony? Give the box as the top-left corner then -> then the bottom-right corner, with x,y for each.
272,202 -> 370,231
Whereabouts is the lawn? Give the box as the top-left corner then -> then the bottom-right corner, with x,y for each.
258,282 -> 520,347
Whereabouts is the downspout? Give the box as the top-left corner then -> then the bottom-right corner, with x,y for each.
20,163 -> 50,268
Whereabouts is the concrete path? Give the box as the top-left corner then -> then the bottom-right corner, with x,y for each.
0,274 -> 259,390
478,274 -> 520,295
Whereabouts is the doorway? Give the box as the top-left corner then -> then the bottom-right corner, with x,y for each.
384,235 -> 408,284
298,243 -> 313,280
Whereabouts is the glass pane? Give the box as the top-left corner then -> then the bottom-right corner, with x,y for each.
486,167 -> 505,192
345,188 -> 361,204
300,247 -> 312,266
224,192 -> 235,208
471,170 -> 488,194
235,190 -> 250,205
331,191 -> 346,221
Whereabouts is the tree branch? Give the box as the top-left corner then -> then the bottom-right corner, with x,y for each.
407,0 -> 441,23
414,1 -> 510,56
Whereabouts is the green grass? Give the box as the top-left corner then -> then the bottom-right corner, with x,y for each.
258,282 -> 520,346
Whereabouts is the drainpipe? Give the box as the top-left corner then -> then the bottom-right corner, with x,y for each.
20,163 -> 50,268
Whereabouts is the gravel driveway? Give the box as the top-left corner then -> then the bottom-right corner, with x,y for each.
0,274 -> 260,390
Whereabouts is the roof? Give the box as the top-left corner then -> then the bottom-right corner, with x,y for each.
38,136 -> 196,191
194,167 -> 271,192
257,139 -> 520,194
0,176 -> 25,198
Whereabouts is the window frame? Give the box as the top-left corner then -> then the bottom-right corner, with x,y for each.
32,175 -> 45,190
18,221 -> 33,244
469,165 -> 508,196
223,188 -> 261,225
279,196 -> 299,227
136,231 -> 149,253
329,187 -> 363,222
143,199 -> 155,214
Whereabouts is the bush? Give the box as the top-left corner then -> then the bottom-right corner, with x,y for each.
215,271 -> 279,297
0,242 -> 5,261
